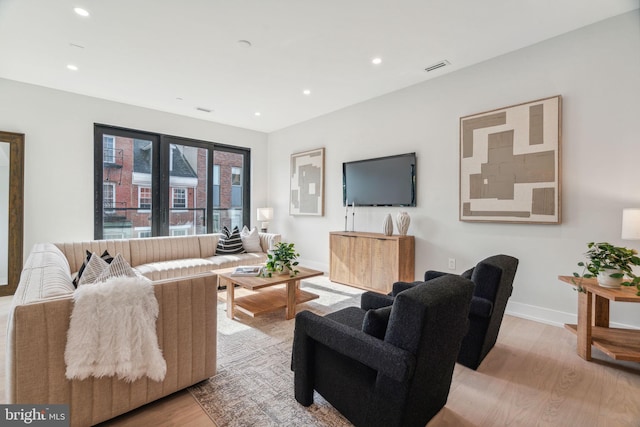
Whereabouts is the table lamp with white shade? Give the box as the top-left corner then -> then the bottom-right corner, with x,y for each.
621,208 -> 640,240
257,207 -> 273,232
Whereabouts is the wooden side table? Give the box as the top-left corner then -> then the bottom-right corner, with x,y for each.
559,275 -> 640,362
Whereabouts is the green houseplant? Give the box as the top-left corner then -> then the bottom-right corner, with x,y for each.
262,242 -> 300,277
574,242 -> 640,294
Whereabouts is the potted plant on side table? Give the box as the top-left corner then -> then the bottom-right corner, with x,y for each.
574,241 -> 640,294
262,242 -> 300,278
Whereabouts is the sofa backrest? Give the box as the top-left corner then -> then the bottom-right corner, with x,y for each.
56,240 -> 132,273
198,233 -> 223,258
128,235 -> 202,267
56,232 -> 281,272
13,243 -> 75,306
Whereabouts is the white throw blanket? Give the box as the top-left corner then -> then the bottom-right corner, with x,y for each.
65,276 -> 167,382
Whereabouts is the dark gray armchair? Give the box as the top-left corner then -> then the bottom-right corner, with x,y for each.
361,254 -> 519,370
291,275 -> 474,427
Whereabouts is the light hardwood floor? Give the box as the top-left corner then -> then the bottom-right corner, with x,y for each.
1,295 -> 638,427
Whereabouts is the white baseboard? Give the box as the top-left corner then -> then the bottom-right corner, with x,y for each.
505,301 -> 574,328
304,266 -> 639,330
506,300 -> 639,329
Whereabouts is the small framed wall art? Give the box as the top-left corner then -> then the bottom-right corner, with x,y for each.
290,147 -> 325,216
459,95 -> 562,224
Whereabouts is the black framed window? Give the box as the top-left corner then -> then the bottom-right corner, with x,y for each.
94,124 -> 250,239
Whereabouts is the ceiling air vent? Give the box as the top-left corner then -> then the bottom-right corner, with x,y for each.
424,60 -> 450,72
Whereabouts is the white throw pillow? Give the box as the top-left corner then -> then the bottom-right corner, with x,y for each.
95,253 -> 138,283
240,226 -> 263,253
77,253 -> 109,286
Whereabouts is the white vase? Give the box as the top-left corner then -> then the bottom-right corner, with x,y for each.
597,269 -> 623,288
382,214 -> 393,236
396,211 -> 410,236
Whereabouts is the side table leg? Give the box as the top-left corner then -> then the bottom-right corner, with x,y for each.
577,290 -> 592,360
593,295 -> 609,327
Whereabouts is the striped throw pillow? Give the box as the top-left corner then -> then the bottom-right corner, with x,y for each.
216,226 -> 246,255
77,253 -> 110,286
73,249 -> 114,287
95,253 -> 138,283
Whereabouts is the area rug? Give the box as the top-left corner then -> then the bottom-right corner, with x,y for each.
188,276 -> 363,426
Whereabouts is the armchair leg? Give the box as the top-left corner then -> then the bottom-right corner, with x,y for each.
292,314 -> 316,406
294,376 -> 314,406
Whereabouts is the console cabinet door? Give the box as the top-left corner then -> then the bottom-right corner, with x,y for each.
330,234 -> 351,284
349,236 -> 372,287
370,238 -> 397,292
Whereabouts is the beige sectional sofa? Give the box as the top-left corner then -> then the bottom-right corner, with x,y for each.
6,232 -> 280,426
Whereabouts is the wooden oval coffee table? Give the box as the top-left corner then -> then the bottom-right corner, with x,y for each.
217,266 -> 323,320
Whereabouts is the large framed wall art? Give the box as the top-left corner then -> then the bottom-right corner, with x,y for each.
290,147 -> 325,216
459,95 -> 562,224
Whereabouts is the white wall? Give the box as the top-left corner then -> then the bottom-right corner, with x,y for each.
0,79 -> 269,260
268,11 -> 640,328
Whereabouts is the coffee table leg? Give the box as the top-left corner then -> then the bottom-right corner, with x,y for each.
286,279 -> 297,320
225,278 -> 235,319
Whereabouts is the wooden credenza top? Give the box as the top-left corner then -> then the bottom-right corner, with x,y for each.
330,231 -> 414,241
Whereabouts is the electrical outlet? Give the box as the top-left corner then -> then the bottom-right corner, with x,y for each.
448,258 -> 456,270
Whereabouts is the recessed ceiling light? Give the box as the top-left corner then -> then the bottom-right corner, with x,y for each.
74,7 -> 89,17
372,57 -> 382,65
237,40 -> 252,48
176,97 -> 183,101
196,107 -> 212,113
254,112 -> 261,117
67,64 -> 78,71
303,89 -> 311,96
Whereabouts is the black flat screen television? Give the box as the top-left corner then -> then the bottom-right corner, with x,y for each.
343,152 -> 416,207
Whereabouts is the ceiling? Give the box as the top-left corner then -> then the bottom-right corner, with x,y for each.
0,1 -> 637,133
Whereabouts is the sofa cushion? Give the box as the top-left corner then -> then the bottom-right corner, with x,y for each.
134,258 -> 218,280
362,306 -> 392,340
240,226 -> 262,253
203,252 -> 267,269
215,226 -> 245,255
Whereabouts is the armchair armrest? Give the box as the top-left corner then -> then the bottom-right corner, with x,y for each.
294,310 -> 415,382
391,281 -> 422,297
469,296 -> 493,318
424,270 -> 450,281
361,291 -> 394,310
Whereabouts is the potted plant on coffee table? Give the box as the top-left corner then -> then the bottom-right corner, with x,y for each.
262,242 -> 300,278
574,241 -> 640,294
